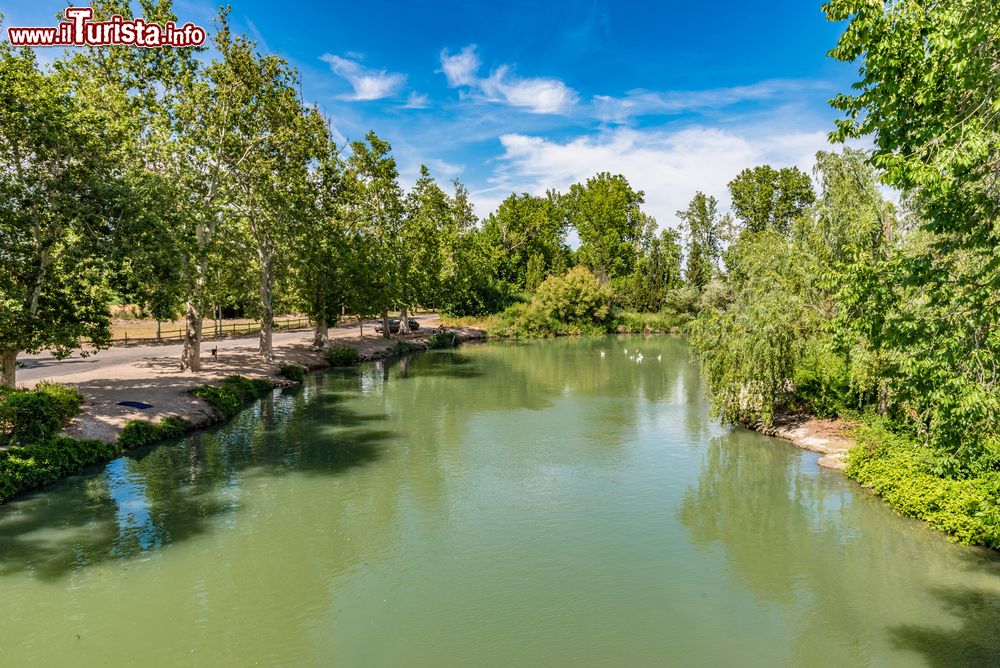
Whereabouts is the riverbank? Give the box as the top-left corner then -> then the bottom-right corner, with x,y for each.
21,320 -> 484,444
747,412 -> 855,471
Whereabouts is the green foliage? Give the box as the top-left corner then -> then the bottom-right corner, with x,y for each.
494,268 -> 614,337
564,172 -> 653,280
620,228 -> 683,312
325,346 -> 360,367
189,375 -> 273,419
791,338 -> 854,418
824,0 -> 1000,459
846,421 -> 1000,549
0,383 -> 84,444
118,417 -> 188,450
616,311 -> 683,333
389,341 -> 421,355
676,192 -> 729,288
426,332 -> 459,349
0,436 -> 120,504
728,165 -> 815,235
278,361 -> 307,382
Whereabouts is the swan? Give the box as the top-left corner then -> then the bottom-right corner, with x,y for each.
600,351 -> 606,358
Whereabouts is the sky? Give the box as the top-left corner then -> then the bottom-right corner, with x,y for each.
5,0 -> 859,229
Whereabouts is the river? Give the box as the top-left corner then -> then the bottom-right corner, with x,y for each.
1,336 -> 998,666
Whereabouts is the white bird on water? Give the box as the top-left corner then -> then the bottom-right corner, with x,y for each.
657,354 -> 662,361
624,348 -> 628,355
600,351 -> 606,358
636,353 -> 644,363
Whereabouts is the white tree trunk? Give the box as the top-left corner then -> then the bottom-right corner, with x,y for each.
258,246 -> 274,362
1,349 -> 17,388
181,299 -> 202,372
399,306 -> 411,334
313,313 -> 328,348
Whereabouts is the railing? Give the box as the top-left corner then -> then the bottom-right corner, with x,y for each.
113,317 -> 313,345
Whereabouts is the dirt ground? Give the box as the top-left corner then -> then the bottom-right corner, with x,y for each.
751,412 -> 857,470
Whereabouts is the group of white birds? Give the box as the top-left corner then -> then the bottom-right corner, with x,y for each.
599,348 -> 661,363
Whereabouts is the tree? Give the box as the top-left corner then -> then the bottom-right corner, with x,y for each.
345,131 -> 405,339
479,192 -> 567,298
207,26 -> 322,360
676,192 -> 728,289
564,172 -> 652,280
626,229 -> 683,312
824,0 -> 1000,455
0,42 -> 128,386
728,165 -> 815,236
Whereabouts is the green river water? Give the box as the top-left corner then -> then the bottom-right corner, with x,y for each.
1,336 -> 998,666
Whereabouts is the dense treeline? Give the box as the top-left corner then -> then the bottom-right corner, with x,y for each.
0,2 -> 690,388
684,0 -> 1000,546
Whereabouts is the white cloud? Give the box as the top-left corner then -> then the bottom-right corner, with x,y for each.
403,91 -> 430,109
320,53 -> 406,101
593,80 -> 834,124
440,45 -> 481,87
439,44 -> 578,114
483,125 -> 831,227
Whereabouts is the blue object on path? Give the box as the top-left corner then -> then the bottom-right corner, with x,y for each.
117,401 -> 154,410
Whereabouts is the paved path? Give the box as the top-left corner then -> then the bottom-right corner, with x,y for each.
16,314 -> 442,442
19,315 -> 439,384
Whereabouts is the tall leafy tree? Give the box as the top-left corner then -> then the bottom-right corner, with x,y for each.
728,165 -> 815,236
676,192 -> 728,289
0,42 -> 128,386
564,172 -> 652,280
479,192 -> 568,298
345,131 -> 405,338
824,0 -> 1000,455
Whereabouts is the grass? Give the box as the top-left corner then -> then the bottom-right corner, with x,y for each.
278,361 -> 307,382
118,416 -> 189,449
325,346 -> 360,367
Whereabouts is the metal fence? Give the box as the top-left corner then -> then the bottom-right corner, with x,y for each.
113,317 -> 313,345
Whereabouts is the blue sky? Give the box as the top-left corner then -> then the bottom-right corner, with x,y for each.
6,0 -> 858,227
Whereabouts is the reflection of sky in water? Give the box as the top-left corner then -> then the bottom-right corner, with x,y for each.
106,458 -> 160,553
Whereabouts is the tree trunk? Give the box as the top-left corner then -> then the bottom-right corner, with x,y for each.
878,382 -> 889,416
313,313 -> 328,349
1,349 -> 17,388
181,299 -> 202,372
382,307 -> 391,339
258,246 -> 274,362
399,306 -> 411,334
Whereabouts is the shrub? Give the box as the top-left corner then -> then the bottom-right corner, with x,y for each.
846,420 -> 1000,549
326,346 -> 360,367
189,375 -> 273,419
118,417 -> 188,449
34,382 -> 84,423
616,311 -> 682,333
0,437 -> 120,503
389,341 -> 421,356
493,268 -> 615,338
792,338 -> 854,417
427,332 -> 459,349
278,361 -> 307,382
0,383 -> 84,444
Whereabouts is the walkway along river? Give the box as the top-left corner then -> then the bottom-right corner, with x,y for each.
1,336 -> 998,666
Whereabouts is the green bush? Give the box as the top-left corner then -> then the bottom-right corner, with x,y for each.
846,420 -> 1000,548
389,341 -> 421,355
494,268 -> 615,338
189,375 -> 273,419
427,332 -> 459,349
0,383 -> 84,444
326,346 -> 360,367
118,417 -> 188,449
793,338 -> 854,417
616,311 -> 683,333
0,436 -> 120,503
278,361 -> 307,382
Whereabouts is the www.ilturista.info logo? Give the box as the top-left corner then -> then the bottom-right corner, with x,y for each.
6,7 -> 207,48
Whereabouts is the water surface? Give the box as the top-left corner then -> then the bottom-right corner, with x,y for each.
1,336 -> 998,666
